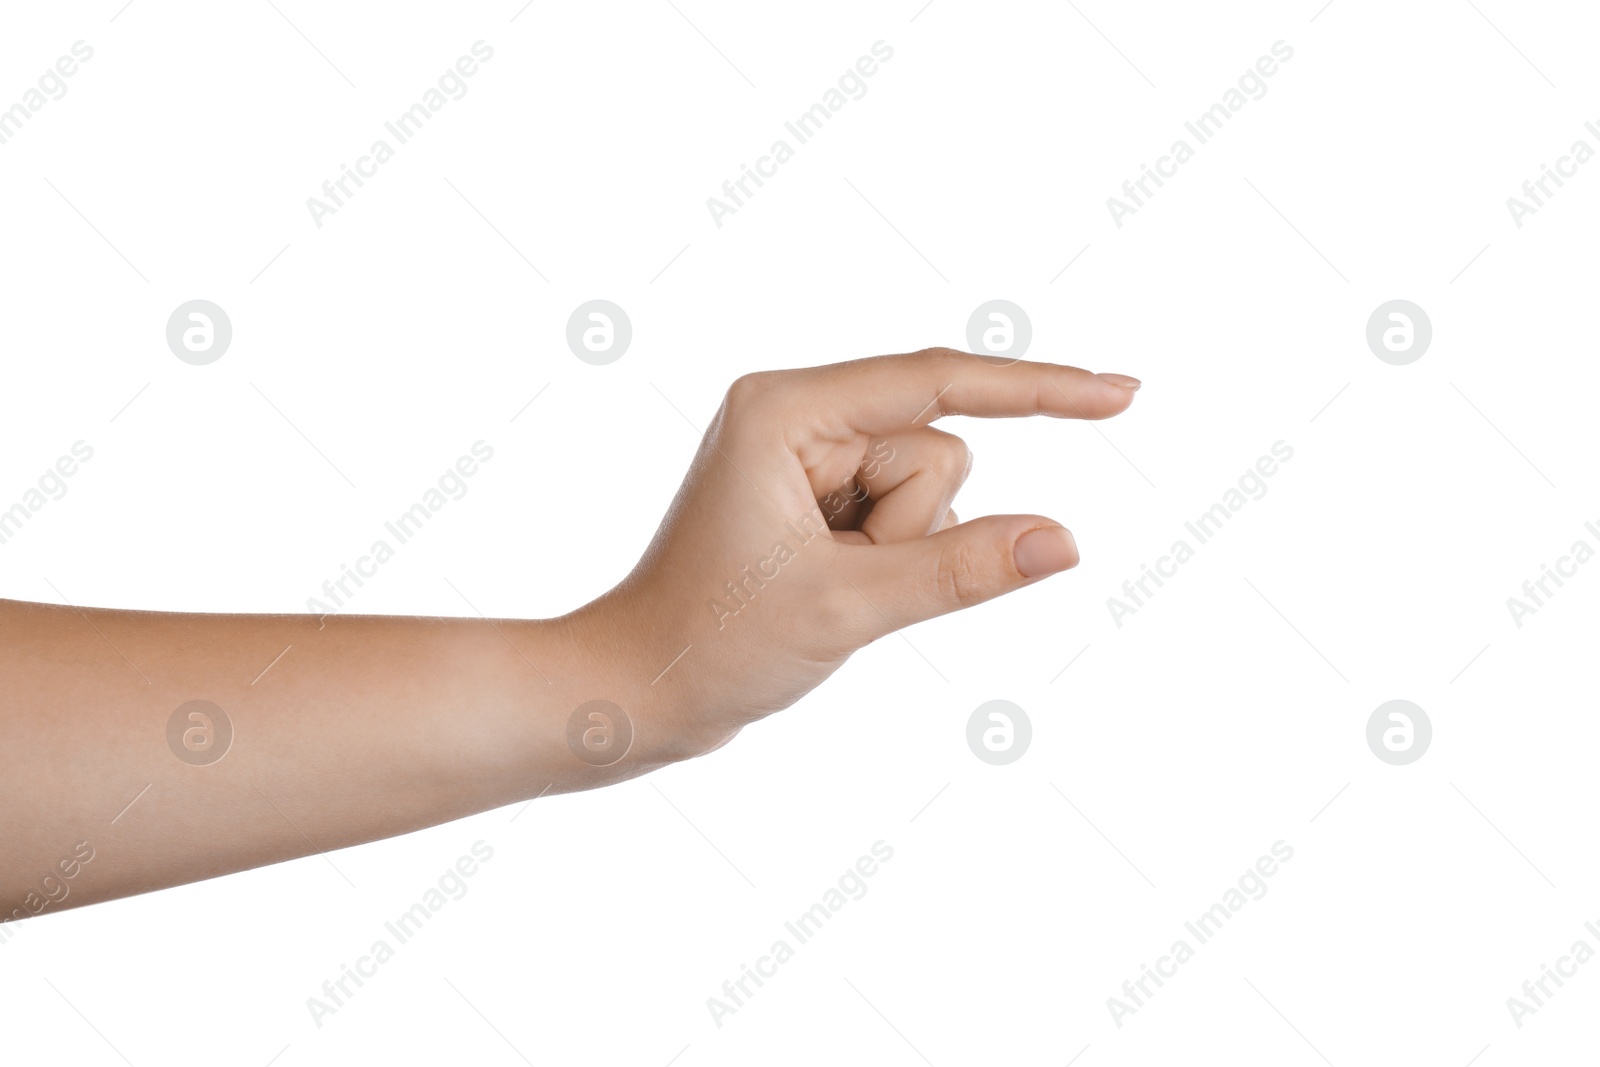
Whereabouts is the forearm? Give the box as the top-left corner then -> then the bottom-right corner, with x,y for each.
0,597 -> 676,913
1,349 -> 1136,919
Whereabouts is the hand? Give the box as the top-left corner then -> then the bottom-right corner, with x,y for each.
570,347 -> 1141,760
0,348 -> 1138,913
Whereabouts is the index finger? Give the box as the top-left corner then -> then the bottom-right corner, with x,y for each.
796,348 -> 1141,436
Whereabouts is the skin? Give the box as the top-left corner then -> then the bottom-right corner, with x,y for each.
0,348 -> 1139,916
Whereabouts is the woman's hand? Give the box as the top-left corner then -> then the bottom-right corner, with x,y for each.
572,347 -> 1141,763
0,347 -> 1138,914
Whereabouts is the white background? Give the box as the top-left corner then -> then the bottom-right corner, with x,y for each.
2,0 -> 1598,1063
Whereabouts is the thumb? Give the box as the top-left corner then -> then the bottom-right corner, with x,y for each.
841,515 -> 1079,641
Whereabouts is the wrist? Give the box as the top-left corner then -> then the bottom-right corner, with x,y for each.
546,598 -> 733,779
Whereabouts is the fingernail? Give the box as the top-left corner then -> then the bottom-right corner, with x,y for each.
1014,525 -> 1079,578
1096,372 -> 1141,391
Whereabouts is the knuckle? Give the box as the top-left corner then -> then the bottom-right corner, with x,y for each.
719,371 -> 787,435
812,581 -> 867,649
935,539 -> 989,608
930,431 -> 972,480
724,371 -> 779,409
918,345 -> 968,369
